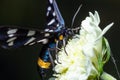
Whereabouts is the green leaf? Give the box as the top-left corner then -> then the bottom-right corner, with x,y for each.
102,38 -> 111,64
100,72 -> 117,80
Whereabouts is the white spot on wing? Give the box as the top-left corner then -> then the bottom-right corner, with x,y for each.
27,30 -> 35,36
37,39 -> 48,44
48,6 -> 51,11
24,37 -> 36,45
8,34 -> 14,37
57,24 -> 59,27
53,12 -> 56,16
44,29 -> 53,32
47,19 -> 55,26
49,0 -> 53,4
7,29 -> 17,34
45,29 -> 49,32
29,42 -> 36,45
8,42 -> 14,46
49,30 -> 54,32
7,37 -> 17,42
44,33 -> 50,37
46,12 -> 49,16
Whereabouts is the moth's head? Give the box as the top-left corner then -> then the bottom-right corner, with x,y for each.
65,27 -> 80,38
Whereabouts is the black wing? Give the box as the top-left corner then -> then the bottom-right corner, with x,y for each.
0,26 -> 52,49
37,0 -> 66,79
45,0 -> 65,32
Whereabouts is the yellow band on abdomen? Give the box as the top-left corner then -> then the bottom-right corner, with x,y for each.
37,58 -> 51,69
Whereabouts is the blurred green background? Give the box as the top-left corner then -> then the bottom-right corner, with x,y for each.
0,0 -> 120,80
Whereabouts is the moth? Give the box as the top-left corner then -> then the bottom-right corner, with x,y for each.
0,0 -> 81,79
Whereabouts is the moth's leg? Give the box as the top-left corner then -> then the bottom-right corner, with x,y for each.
47,48 -> 55,67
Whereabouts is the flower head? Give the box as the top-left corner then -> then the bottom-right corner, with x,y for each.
51,11 -> 116,80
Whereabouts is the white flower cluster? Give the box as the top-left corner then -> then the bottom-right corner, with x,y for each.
51,11 -> 116,80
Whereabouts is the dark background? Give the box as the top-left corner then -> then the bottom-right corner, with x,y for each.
0,0 -> 120,80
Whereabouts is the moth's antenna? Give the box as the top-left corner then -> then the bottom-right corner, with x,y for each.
110,51 -> 120,79
71,4 -> 82,28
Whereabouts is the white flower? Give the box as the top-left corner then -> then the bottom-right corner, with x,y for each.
51,11 -> 116,80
